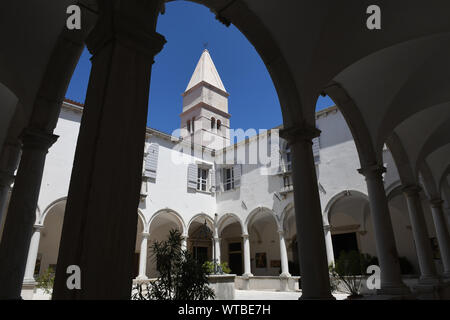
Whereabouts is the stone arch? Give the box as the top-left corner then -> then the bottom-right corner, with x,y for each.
137,209 -> 148,233
187,213 -> 214,232
324,190 -> 370,228
386,182 -> 403,202
245,206 -> 280,233
148,208 -> 186,236
39,197 -> 67,226
280,202 -> 294,233
217,213 -> 244,235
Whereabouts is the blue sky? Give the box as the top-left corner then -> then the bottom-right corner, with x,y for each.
66,1 -> 334,135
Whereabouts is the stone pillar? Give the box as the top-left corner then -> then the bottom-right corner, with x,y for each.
52,0 -> 166,300
181,235 -> 188,251
242,234 -> 253,277
0,129 -> 58,299
278,230 -> 291,277
214,237 -> 221,264
280,125 -> 333,299
323,225 -> 335,267
23,225 -> 44,284
358,164 -> 409,295
0,5 -> 96,299
0,143 -> 21,225
136,232 -> 150,280
402,185 -> 439,284
429,199 -> 450,277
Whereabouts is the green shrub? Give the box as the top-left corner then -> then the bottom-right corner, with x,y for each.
36,267 -> 55,294
203,261 -> 231,274
132,229 -> 215,300
330,250 -> 368,297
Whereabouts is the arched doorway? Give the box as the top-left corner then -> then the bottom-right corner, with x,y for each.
247,208 -> 280,276
187,214 -> 214,266
147,209 -> 185,278
217,214 -> 243,276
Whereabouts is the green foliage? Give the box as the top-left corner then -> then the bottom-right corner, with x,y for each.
36,267 -> 55,294
329,250 -> 371,297
132,229 -> 215,300
202,260 -> 231,274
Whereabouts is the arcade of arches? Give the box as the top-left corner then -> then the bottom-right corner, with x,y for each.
0,0 -> 450,300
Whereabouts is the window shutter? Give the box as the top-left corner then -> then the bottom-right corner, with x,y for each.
216,168 -> 222,192
187,163 -> 197,190
210,169 -> 216,192
234,164 -> 241,188
312,137 -> 320,164
270,139 -> 280,174
144,143 -> 159,179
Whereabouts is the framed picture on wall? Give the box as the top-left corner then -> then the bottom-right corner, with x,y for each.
255,252 -> 267,268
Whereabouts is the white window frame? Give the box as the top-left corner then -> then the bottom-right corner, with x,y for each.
197,167 -> 208,192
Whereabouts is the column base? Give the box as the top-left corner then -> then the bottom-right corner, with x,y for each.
242,273 -> 253,279
418,275 -> 441,286
299,293 -> 336,300
280,272 -> 291,278
377,282 -> 411,296
135,275 -> 149,281
21,280 -> 37,300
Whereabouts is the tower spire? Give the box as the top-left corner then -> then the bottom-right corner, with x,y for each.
184,49 -> 227,93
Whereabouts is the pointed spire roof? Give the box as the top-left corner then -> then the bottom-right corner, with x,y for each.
185,49 -> 227,93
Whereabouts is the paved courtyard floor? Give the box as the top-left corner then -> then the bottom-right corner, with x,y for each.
235,289 -> 348,300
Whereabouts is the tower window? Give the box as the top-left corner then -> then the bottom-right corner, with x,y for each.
211,117 -> 216,130
191,117 -> 195,133
217,120 -> 221,131
187,120 -> 191,133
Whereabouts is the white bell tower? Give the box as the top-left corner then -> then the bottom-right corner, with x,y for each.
180,49 -> 231,149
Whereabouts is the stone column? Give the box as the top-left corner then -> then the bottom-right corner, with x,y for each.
0,5 -> 96,299
323,225 -> 335,267
278,230 -> 291,277
52,0 -> 166,300
214,237 -> 221,264
429,199 -> 450,277
136,232 -> 150,280
280,125 -> 333,299
23,225 -> 44,284
402,185 -> 439,284
0,143 -> 21,225
181,235 -> 188,251
242,234 -> 253,277
0,129 -> 58,299
358,164 -> 409,295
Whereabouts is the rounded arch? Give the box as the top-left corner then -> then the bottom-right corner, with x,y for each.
166,0 -> 301,127
280,202 -> 294,232
39,197 -> 67,226
216,212 -> 244,235
210,117 -> 216,130
245,206 -> 280,233
324,190 -> 369,226
148,208 -> 186,236
137,209 -> 148,233
386,181 -> 403,202
187,213 -> 214,232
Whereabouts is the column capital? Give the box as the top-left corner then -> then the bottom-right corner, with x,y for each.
141,232 -> 150,239
323,224 -> 331,232
429,198 -> 444,208
402,184 -> 422,196
33,224 -> 44,231
214,237 -> 221,242
86,0 -> 166,59
242,233 -> 249,239
19,128 -> 59,153
277,229 -> 285,236
357,163 -> 386,179
279,124 -> 321,145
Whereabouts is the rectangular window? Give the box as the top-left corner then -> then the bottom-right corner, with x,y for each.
283,175 -> 292,188
197,168 -> 208,191
224,167 -> 234,191
286,148 -> 292,172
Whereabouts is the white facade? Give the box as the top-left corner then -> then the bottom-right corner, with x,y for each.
12,51 -> 443,289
